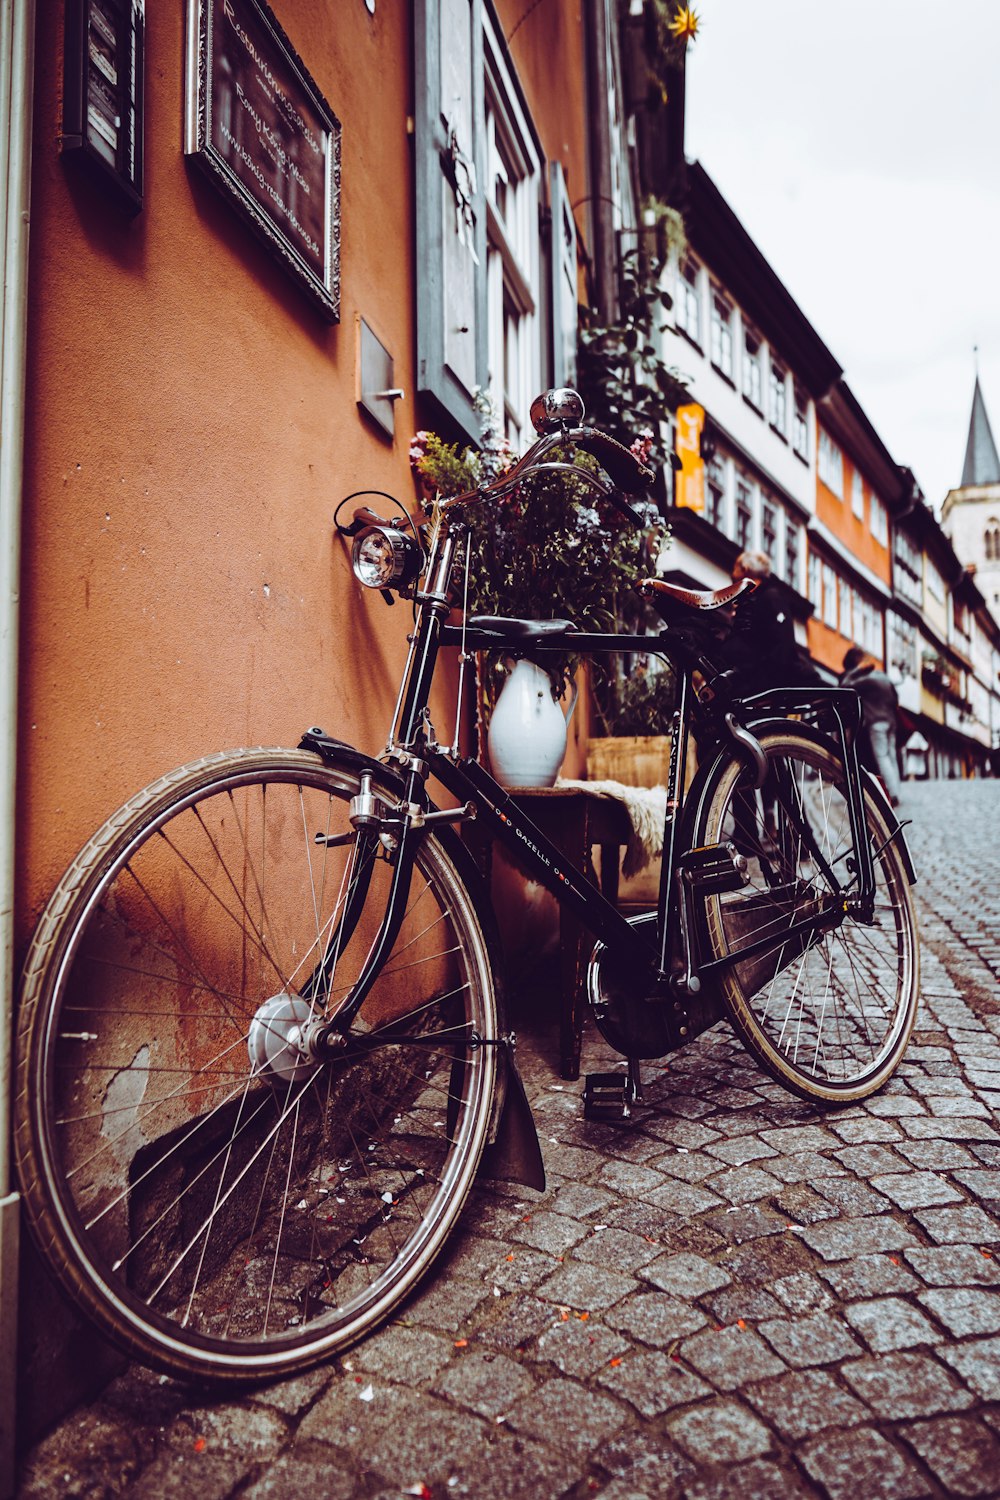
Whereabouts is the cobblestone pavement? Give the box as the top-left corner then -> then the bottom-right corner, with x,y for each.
16,782 -> 1000,1499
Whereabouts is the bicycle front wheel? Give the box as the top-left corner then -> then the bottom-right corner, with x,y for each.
15,748 -> 498,1382
697,728 -> 918,1102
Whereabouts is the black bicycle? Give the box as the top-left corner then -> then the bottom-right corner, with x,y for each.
14,388 -> 918,1383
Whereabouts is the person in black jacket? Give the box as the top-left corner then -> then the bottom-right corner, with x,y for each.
719,550 -> 820,693
840,646 -> 902,806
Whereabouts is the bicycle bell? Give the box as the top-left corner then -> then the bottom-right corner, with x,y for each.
530,387 -> 585,434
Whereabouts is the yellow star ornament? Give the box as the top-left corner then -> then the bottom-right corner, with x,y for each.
667,4 -> 700,45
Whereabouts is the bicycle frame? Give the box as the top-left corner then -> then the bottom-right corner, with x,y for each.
307,508 -> 900,1063
313,440 -> 913,1063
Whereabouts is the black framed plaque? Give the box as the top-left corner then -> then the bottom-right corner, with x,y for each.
185,0 -> 341,321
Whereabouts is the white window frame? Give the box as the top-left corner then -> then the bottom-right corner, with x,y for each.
808,551 -> 822,612
785,520 -> 801,591
851,470 -> 864,520
735,473 -> 755,550
676,257 -> 702,345
792,387 -> 809,461
710,289 -> 733,379
760,494 -> 779,565
822,562 -> 838,629
483,19 -> 540,447
706,452 -> 728,532
768,357 -> 788,437
818,430 -> 844,499
870,493 -> 888,546
742,325 -> 763,411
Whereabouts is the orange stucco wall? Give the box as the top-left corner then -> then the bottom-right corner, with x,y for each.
18,2 -> 422,930
18,1 -> 594,940
815,448 -> 891,586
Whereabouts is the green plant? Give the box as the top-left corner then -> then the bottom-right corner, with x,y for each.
410,397 -> 666,700
592,658 -> 677,738
577,245 -> 689,472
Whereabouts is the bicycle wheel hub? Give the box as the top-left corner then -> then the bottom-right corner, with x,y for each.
248,994 -> 322,1083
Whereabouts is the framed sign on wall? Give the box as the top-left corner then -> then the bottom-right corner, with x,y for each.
185,0 -> 342,321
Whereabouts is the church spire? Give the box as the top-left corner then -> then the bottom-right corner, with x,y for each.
961,375 -> 1000,487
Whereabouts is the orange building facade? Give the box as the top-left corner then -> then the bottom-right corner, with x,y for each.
806,386 -> 899,678
5,0 -> 620,1453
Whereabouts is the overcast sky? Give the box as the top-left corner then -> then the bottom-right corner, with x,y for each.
683,0 -> 1000,510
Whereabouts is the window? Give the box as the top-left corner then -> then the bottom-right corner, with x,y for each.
839,578 -> 853,638
890,616 -> 917,679
808,551 -> 821,612
735,474 -> 754,549
761,495 -> 778,564
484,44 -> 540,446
415,0 -> 556,443
985,518 -> 1000,561
870,494 -> 888,546
677,258 -> 701,345
706,453 -> 727,532
785,521 -> 801,590
927,560 -> 945,604
710,290 -> 733,379
894,529 -> 922,605
822,563 -> 838,628
742,326 -> 762,410
769,358 -> 787,436
793,387 -> 809,461
851,470 -> 864,520
818,429 -> 844,498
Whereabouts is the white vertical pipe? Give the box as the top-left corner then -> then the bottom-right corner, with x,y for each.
1,0 -> 35,1199
0,0 -> 36,1491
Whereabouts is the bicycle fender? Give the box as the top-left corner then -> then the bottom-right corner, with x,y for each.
686,719 -> 917,887
298,728 -> 407,793
739,715 -> 918,886
298,728 -> 545,1187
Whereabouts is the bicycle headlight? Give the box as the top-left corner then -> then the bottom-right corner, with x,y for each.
351,523 -> 421,593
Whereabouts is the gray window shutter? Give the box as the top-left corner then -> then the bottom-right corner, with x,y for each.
550,161 -> 578,388
415,0 -> 487,442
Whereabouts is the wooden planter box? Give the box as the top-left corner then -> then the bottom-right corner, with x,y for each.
586,734 -> 673,789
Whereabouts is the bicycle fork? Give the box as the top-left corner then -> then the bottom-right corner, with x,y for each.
299,770 -> 473,1057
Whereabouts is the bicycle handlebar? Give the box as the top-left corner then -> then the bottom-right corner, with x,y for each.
439,419 -> 654,527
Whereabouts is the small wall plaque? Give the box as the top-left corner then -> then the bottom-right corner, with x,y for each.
63,0 -> 144,215
358,319 -> 402,439
185,0 -> 342,322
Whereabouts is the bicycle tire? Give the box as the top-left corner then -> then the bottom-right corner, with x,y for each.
696,727 -> 918,1102
15,747 -> 498,1382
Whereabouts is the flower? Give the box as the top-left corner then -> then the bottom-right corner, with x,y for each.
630,430 -> 655,467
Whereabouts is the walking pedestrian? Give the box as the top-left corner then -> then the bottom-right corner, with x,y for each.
840,646 -> 902,806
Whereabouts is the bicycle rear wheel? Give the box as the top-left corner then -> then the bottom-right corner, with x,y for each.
697,728 -> 918,1102
15,748 -> 498,1382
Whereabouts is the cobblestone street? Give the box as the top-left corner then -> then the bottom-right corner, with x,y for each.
16,781 -> 1000,1500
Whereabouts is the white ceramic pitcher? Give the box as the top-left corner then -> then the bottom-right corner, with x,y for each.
487,659 -> 578,788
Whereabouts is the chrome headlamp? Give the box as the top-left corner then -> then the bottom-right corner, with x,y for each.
351,520 -> 422,594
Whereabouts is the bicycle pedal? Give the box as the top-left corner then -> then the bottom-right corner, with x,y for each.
679,841 -> 748,893
584,1072 -> 636,1122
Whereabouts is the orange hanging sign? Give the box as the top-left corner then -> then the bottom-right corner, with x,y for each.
674,403 -> 705,512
